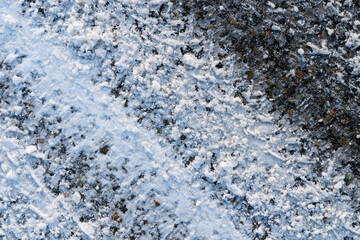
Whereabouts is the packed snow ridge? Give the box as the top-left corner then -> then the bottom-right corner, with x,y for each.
0,0 -> 358,239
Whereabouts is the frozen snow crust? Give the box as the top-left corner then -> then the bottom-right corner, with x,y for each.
0,0 -> 358,239
177,0 -> 360,177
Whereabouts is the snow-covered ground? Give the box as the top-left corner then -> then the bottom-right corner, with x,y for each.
0,0 -> 359,239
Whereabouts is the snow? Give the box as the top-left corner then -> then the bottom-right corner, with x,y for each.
306,41 -> 331,55
267,1 -> 276,8
0,0 -> 358,239
326,27 -> 335,36
349,56 -> 360,75
182,53 -> 203,68
0,2 -> 245,239
73,192 -> 82,204
346,32 -> 360,49
24,145 -> 37,154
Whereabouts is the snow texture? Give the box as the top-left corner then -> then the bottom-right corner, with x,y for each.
0,0 -> 359,239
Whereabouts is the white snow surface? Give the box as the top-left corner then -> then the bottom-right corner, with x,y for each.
0,0 -> 358,239
0,3 -> 243,239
